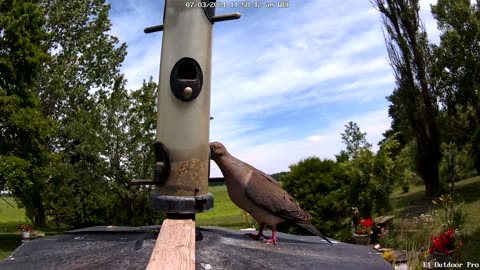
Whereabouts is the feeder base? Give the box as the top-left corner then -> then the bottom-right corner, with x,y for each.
150,192 -> 214,213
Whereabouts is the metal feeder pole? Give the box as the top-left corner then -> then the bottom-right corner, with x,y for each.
133,2 -> 240,267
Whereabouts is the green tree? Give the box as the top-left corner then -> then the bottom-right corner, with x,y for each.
35,0 -> 126,190
270,172 -> 288,182
348,135 -> 402,216
340,121 -> 372,160
37,0 -> 128,227
439,142 -> 476,195
335,150 -> 349,163
279,127 -> 402,241
36,0 -> 127,119
431,0 -> 480,172
339,124 -> 402,226
280,157 -> 351,241
373,0 -> 441,196
96,76 -> 163,226
0,0 -> 55,226
44,77 -> 164,228
43,96 -> 111,227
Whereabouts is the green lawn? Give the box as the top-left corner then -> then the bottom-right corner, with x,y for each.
0,197 -> 28,260
196,185 -> 253,229
0,197 -> 64,260
391,176 -> 480,263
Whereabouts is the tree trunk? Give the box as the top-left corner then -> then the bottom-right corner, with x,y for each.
418,140 -> 440,197
32,192 -> 47,227
423,162 -> 439,197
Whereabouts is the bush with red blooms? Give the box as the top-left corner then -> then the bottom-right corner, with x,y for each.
429,228 -> 455,254
19,225 -> 33,233
356,218 -> 374,234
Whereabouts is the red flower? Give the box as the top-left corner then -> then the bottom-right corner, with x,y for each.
19,225 -> 33,232
360,218 -> 374,227
429,229 -> 455,254
356,218 -> 374,234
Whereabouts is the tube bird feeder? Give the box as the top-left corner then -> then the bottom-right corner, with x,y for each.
132,0 -> 240,215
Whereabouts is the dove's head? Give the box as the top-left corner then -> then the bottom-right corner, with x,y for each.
210,142 -> 228,160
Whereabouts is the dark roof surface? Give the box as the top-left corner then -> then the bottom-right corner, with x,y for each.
1,226 -> 393,270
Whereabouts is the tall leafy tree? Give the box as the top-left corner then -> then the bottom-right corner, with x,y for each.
96,76 -> 163,226
43,94 -> 111,227
431,0 -> 480,173
373,0 -> 441,196
37,0 -> 127,119
36,0 -> 126,165
37,0 -> 127,226
340,121 -> 372,160
44,77 -> 163,228
0,0 -> 54,226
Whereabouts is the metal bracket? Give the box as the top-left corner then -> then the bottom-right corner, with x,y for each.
143,13 -> 241,34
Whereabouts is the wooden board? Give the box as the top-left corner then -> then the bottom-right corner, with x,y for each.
146,219 -> 195,270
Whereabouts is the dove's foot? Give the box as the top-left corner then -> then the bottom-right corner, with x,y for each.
263,237 -> 279,245
244,223 -> 268,240
264,225 -> 279,245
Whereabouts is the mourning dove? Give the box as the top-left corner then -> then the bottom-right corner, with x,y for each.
210,142 -> 333,245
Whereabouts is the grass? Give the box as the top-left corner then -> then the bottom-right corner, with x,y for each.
391,176 -> 480,263
196,185 -> 254,229
0,197 -> 28,260
0,197 -> 65,260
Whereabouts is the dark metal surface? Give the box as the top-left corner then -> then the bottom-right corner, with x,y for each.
1,226 -> 393,270
150,192 -> 214,213
212,13 -> 241,22
144,24 -> 163,33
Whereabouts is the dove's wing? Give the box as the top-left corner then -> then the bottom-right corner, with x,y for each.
244,169 -> 312,223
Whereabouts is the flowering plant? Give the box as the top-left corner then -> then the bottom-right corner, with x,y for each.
19,225 -> 33,233
356,218 -> 374,234
429,228 -> 455,254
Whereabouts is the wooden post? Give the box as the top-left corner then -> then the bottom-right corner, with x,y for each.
147,219 -> 196,270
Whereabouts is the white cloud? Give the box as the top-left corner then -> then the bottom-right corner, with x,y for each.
108,1 -> 440,178
210,108 -> 391,177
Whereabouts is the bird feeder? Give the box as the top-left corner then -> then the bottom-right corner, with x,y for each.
132,0 -> 240,214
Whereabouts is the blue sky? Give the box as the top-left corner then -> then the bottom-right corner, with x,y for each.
107,0 -> 439,177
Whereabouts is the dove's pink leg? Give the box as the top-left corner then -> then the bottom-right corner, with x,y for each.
264,225 -> 279,245
245,223 -> 269,240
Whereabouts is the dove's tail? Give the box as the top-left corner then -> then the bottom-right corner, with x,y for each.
297,222 -> 333,244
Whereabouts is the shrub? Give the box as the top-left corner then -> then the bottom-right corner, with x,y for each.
279,157 -> 351,241
279,134 -> 403,241
343,135 -> 402,219
439,142 -> 476,192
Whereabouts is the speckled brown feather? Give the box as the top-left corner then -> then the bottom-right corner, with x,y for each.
244,170 -> 313,223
